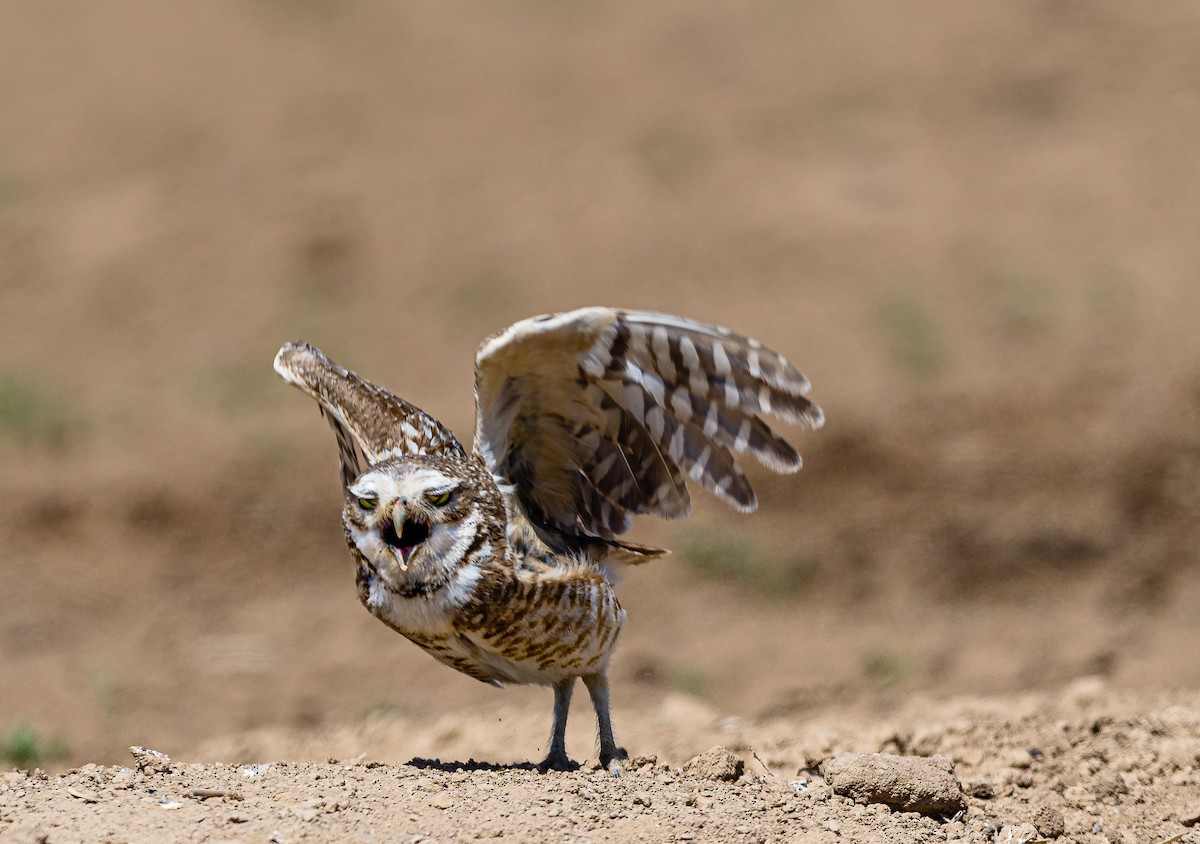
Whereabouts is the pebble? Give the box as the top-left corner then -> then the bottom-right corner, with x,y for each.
130,747 -> 172,775
998,822 -> 1038,842
1033,806 -> 1066,838
800,781 -> 833,802
1091,770 -> 1129,800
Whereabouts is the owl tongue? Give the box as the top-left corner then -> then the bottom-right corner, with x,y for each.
383,516 -> 430,564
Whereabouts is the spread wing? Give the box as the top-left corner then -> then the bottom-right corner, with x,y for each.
472,308 -> 823,548
274,342 -> 466,488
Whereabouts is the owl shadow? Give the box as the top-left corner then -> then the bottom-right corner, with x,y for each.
406,756 -> 544,773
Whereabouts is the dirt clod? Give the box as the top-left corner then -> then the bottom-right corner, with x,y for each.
822,752 -> 966,815
129,747 -> 172,774
1033,806 -> 1066,838
1181,802 -> 1200,827
683,747 -> 744,782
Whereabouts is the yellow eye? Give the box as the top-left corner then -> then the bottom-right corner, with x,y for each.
427,490 -> 451,507
357,497 -> 376,510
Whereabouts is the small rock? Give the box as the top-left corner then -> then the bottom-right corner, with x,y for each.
998,823 -> 1038,842
631,791 -> 651,807
800,781 -> 833,802
430,793 -> 454,810
683,747 -> 744,783
1034,806 -> 1066,838
943,820 -> 965,840
240,764 -> 272,779
130,746 -> 172,774
821,753 -> 965,815
1180,801 -> 1200,827
1091,771 -> 1128,801
110,768 -> 135,789
158,797 -> 183,810
67,787 -> 100,803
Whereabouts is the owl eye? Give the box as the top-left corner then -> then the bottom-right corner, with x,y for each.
426,490 -> 451,507
357,497 -> 376,510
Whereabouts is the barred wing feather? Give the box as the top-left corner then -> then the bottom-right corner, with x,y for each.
472,308 -> 822,545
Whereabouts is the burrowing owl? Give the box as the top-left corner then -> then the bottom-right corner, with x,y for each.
274,307 -> 822,773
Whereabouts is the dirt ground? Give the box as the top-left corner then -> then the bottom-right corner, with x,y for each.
2,1 -> 1200,841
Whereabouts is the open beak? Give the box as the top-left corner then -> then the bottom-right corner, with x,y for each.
380,508 -> 431,570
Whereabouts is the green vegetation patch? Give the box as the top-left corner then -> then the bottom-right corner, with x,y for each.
1,723 -> 68,770
679,529 -> 816,599
0,374 -> 73,449
877,291 -> 948,380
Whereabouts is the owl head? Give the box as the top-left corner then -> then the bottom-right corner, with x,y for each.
342,455 -> 504,593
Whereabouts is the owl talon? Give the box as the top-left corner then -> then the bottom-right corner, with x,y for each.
537,752 -> 579,773
601,746 -> 628,778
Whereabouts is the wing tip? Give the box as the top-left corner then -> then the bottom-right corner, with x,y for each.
273,341 -> 314,383
274,342 -> 341,393
807,404 -> 826,430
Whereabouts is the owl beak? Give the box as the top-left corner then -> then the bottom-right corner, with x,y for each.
380,505 -> 431,571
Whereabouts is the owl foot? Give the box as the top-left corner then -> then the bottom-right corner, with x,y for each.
537,751 -> 580,773
600,745 -> 628,778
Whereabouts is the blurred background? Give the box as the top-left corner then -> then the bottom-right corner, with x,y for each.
2,0 -> 1199,769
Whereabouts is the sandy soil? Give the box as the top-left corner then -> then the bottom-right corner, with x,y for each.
2,1 -> 1200,841
5,683 -> 1200,843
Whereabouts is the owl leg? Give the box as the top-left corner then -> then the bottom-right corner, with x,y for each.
583,672 -> 628,776
537,677 -> 578,772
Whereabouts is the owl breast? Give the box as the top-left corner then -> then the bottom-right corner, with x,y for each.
452,565 -> 627,686
355,554 -> 626,688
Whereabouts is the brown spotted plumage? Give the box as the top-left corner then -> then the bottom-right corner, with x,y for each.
274,307 -> 822,772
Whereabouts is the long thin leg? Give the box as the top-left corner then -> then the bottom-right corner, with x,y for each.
583,672 -> 628,776
538,677 -> 577,771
